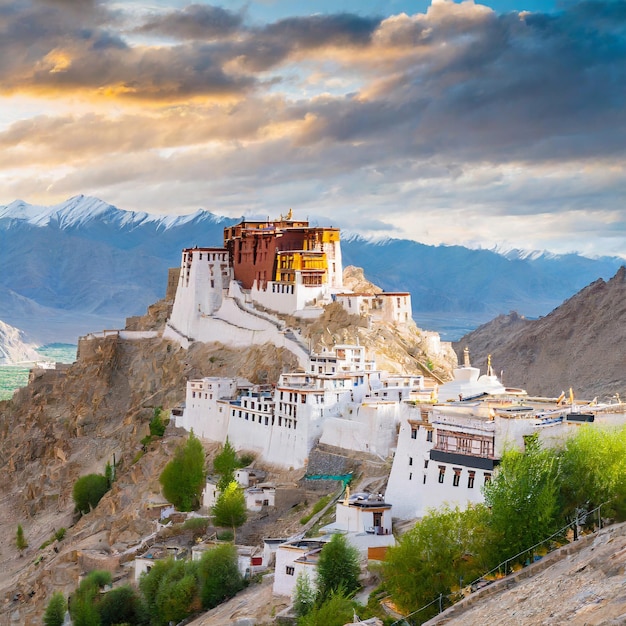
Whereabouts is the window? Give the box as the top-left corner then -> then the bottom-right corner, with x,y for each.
423,474 -> 427,484
286,566 -> 295,576
409,456 -> 413,466
426,430 -> 433,442
484,472 -> 492,484
453,468 -> 461,487
409,472 -> 412,481
438,466 -> 446,483
424,459 -> 429,469
411,428 -> 418,439
468,471 -> 475,489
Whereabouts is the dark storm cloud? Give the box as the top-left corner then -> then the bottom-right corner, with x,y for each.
290,0 -> 626,167
135,4 -> 244,40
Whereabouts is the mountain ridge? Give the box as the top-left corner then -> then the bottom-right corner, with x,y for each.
456,266 -> 626,399
1,195 -> 624,343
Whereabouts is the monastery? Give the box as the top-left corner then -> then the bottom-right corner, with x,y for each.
161,212 -> 625,515
162,212 -> 412,358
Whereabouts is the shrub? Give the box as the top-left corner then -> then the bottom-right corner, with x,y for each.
96,584 -> 142,626
150,406 -> 167,437
72,473 -> 109,514
183,517 -> 210,537
54,527 -> 66,542
43,592 -> 66,626
16,524 -> 27,551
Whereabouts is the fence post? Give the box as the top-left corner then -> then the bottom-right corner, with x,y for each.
439,593 -> 443,614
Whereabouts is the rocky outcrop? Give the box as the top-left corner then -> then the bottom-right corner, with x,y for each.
456,266 -> 626,399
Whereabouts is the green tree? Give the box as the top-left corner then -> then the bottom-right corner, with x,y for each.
104,461 -> 114,489
559,424 -> 626,521
298,589 -> 355,626
197,543 -> 245,609
72,473 -> 109,514
138,558 -> 172,620
483,435 -> 561,565
212,481 -> 247,542
96,584 -> 142,626
293,571 -> 316,617
384,504 -> 492,617
70,570 -> 112,626
149,406 -> 167,437
315,533 -> 360,603
15,523 -> 27,552
213,439 -> 239,491
138,558 -> 201,626
43,592 -> 66,626
159,431 -> 206,511
213,480 -> 248,539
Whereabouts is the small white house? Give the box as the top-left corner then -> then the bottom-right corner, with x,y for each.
245,483 -> 276,511
134,545 -> 186,582
321,491 -> 395,557
273,539 -> 327,597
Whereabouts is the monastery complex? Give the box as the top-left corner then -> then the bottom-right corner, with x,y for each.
77,212 -> 626,525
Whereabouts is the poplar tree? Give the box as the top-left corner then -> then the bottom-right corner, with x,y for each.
160,431 -> 206,511
15,524 -> 27,552
212,481 -> 247,541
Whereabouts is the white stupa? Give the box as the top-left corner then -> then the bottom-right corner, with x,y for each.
437,347 -> 506,402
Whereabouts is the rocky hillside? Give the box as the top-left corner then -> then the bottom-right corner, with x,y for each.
455,266 -> 626,399
0,272 -> 454,624
427,520 -> 626,626
0,334 -> 301,625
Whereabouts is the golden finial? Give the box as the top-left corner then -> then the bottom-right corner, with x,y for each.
286,208 -> 293,220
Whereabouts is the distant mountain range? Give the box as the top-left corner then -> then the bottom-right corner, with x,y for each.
456,267 -> 626,399
1,195 -> 624,344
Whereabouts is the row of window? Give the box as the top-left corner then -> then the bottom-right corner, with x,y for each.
233,409 -> 297,430
279,391 -> 308,403
408,464 -> 491,488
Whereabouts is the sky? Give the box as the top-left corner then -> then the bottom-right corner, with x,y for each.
0,0 -> 624,258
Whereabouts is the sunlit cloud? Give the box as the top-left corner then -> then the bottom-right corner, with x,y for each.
0,0 -> 624,258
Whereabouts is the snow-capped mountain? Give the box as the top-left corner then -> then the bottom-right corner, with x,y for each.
0,319 -> 40,365
0,195 -> 623,344
0,195 -> 228,231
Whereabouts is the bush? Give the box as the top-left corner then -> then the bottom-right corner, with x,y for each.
183,517 -> 210,538
16,524 -> 27,551
197,543 -> 244,609
150,406 -> 168,437
72,473 -> 109,514
139,558 -> 201,626
160,432 -> 206,511
300,494 -> 332,525
43,592 -> 66,626
96,584 -> 142,626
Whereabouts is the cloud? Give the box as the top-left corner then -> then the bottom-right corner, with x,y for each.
134,4 -> 244,40
0,0 -> 624,257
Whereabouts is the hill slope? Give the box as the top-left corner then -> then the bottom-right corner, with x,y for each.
456,266 -> 626,399
428,521 -> 626,626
